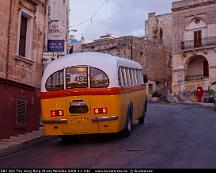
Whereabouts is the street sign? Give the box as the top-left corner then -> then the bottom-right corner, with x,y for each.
43,52 -> 58,64
48,40 -> 65,52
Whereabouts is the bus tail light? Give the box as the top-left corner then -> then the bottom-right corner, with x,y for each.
50,110 -> 64,117
94,108 -> 108,114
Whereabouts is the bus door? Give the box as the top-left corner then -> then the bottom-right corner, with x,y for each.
63,66 -> 98,134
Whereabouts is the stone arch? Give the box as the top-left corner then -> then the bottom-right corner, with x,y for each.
185,17 -> 207,31
185,55 -> 209,81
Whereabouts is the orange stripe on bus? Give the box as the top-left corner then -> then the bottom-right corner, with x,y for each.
40,85 -> 146,99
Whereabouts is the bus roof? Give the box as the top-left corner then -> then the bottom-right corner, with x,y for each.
45,52 -> 141,70
41,52 -> 143,91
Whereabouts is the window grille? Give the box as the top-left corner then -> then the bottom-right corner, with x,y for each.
16,99 -> 26,126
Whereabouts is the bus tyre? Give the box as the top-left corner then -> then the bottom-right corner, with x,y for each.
138,113 -> 145,124
138,101 -> 147,125
214,101 -> 216,111
61,135 -> 78,142
122,108 -> 132,137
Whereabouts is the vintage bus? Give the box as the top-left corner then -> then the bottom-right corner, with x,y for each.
41,52 -> 148,138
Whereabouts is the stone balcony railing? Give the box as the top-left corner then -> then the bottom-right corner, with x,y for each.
181,37 -> 216,50
185,74 -> 208,81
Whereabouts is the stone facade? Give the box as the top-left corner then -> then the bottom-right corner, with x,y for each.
0,0 -> 47,139
172,0 -> 216,102
145,12 -> 173,50
81,35 -> 171,97
45,0 -> 70,56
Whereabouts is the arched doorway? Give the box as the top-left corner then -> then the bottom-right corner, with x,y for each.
185,55 -> 209,81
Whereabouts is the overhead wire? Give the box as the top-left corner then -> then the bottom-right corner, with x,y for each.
69,0 -> 109,28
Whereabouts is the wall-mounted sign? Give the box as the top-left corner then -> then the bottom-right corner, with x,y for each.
48,20 -> 64,40
48,40 -> 64,52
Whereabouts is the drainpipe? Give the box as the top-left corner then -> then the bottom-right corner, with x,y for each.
5,0 -> 13,88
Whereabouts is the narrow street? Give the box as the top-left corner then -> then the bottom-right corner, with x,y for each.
0,103 -> 216,168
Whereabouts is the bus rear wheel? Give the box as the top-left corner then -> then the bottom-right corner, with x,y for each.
214,101 -> 216,111
121,108 -> 132,137
61,135 -> 79,142
138,101 -> 147,124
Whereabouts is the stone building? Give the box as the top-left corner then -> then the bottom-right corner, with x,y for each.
144,12 -> 173,97
0,0 -> 47,139
145,12 -> 173,50
172,0 -> 216,102
81,35 -> 171,97
45,0 -> 70,56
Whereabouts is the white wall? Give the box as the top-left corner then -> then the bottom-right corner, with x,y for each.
184,18 -> 208,41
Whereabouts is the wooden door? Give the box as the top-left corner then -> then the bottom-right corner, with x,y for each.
194,30 -> 202,47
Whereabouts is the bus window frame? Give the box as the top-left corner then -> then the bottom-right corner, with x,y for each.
65,66 -> 89,89
90,67 -> 110,88
130,68 -> 135,86
140,70 -> 144,84
118,67 -> 124,87
126,68 -> 131,86
133,69 -> 138,85
45,69 -> 64,91
122,67 -> 128,86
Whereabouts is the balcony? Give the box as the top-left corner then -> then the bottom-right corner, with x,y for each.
185,74 -> 209,81
181,37 -> 216,50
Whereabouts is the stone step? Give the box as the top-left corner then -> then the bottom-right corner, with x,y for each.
0,127 -> 45,152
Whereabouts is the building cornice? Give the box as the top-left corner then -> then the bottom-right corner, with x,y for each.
172,0 -> 216,12
30,0 -> 46,5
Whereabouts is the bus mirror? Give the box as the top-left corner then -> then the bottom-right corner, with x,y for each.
143,74 -> 148,83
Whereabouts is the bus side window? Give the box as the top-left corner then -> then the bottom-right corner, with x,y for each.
90,67 -> 109,88
133,69 -> 138,85
122,68 -> 127,86
132,69 -> 136,86
129,68 -> 134,86
138,70 -> 142,85
118,67 -> 124,87
45,70 -> 64,91
140,70 -> 144,84
135,69 -> 140,85
126,68 -> 131,86
66,66 -> 88,89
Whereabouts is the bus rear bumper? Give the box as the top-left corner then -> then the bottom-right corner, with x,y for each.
91,115 -> 118,122
43,119 -> 68,124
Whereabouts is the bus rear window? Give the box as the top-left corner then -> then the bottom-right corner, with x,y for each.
45,70 -> 64,91
90,67 -> 109,88
66,66 -> 88,89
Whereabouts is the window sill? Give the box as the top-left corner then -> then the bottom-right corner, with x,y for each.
15,55 -> 34,65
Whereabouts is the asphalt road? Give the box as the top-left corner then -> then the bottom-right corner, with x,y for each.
0,103 -> 216,168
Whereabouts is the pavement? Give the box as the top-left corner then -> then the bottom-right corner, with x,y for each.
175,101 -> 214,107
0,102 -> 214,157
0,126 -> 46,157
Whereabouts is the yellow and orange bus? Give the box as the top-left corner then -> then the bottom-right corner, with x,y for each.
41,52 -> 147,138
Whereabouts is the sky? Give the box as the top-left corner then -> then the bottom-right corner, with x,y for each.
69,0 -> 174,41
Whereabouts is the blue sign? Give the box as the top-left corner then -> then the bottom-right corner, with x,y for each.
68,39 -> 78,43
48,40 -> 64,52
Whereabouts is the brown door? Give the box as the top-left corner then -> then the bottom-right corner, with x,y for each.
203,60 -> 209,78
194,30 -> 202,47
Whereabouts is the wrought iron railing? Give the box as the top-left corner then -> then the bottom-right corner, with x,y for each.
181,37 -> 216,50
185,74 -> 208,81
185,74 -> 202,81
